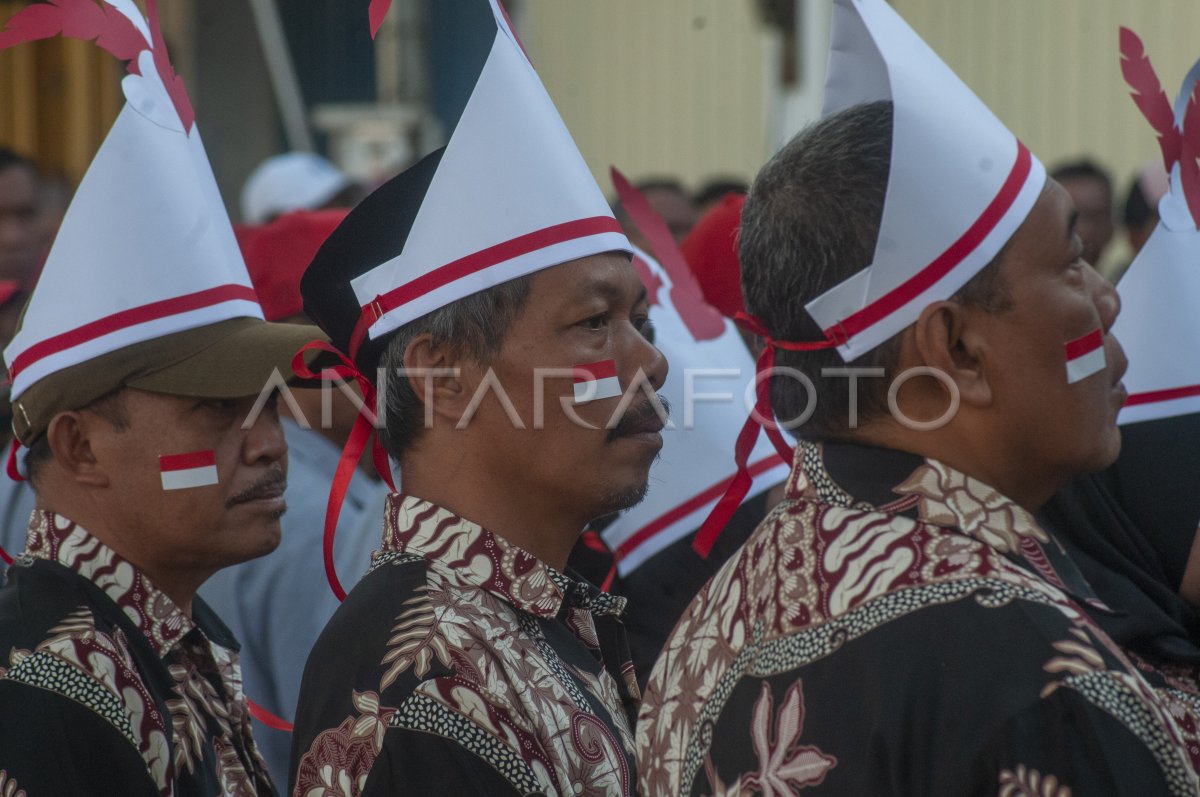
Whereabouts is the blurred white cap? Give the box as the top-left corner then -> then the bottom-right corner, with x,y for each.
241,152 -> 352,224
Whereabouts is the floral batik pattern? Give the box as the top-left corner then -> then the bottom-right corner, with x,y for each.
0,511 -> 271,796
637,442 -> 1200,796
292,495 -> 640,797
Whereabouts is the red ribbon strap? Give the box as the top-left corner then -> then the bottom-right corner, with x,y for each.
691,313 -> 835,558
579,529 -> 617,593
247,698 -> 294,732
292,339 -> 395,602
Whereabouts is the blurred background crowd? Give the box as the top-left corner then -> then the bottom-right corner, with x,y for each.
1,0 -> 1196,296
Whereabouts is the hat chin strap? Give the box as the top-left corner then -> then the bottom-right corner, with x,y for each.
691,312 -> 837,558
291,324 -> 396,602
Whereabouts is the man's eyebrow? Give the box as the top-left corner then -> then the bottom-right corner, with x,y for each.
573,277 -> 643,304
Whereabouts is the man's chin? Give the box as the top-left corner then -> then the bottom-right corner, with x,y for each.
227,523 -> 283,566
596,479 -> 651,519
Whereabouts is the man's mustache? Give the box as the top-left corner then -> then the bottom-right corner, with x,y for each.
607,395 -> 671,441
226,464 -> 287,507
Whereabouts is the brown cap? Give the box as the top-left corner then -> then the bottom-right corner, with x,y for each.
11,317 -> 325,444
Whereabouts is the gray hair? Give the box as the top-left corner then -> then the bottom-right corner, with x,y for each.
377,276 -> 532,459
739,100 -> 1010,441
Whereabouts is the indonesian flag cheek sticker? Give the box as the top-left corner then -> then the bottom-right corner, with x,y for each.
159,451 -> 219,490
572,359 -> 622,403
1064,329 -> 1107,384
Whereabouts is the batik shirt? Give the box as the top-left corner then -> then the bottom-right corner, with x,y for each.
0,511 -> 275,796
290,495 -> 640,796
637,441 -> 1200,796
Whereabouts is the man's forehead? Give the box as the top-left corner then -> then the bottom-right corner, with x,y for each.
532,254 -> 641,300
997,179 -> 1076,268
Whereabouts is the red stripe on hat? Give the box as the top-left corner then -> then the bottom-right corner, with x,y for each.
9,284 -> 260,381
159,450 -> 216,472
615,453 -> 785,561
1064,329 -> 1103,361
572,359 -> 617,383
362,216 -> 624,326
1124,383 -> 1200,407
826,142 -> 1034,342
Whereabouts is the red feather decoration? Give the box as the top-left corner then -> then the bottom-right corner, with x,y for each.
369,0 -> 392,39
144,0 -> 193,132
0,0 -> 147,61
1179,81 -> 1200,228
611,166 -> 726,343
1120,26 -> 1182,172
0,0 -> 194,133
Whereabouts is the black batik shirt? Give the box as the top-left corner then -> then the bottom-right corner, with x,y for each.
289,494 -> 640,796
638,441 -> 1200,796
0,511 -> 275,796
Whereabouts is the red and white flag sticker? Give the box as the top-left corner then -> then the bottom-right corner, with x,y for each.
159,451 -> 218,490
572,359 -> 621,403
1065,329 -> 1106,384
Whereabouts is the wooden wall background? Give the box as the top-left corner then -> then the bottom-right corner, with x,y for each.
0,0 -> 123,183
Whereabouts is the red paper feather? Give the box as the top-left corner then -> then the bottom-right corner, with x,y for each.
1179,81 -> 1200,227
1120,27 -> 1182,172
144,0 -> 193,132
0,0 -> 147,61
0,0 -> 194,133
611,166 -> 726,343
369,0 -> 392,39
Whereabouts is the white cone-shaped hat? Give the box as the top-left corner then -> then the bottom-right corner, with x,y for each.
806,0 -> 1046,360
1113,30 -> 1200,425
2,0 -> 263,402
308,0 -> 629,358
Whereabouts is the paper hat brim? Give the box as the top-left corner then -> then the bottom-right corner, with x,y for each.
12,317 -> 325,443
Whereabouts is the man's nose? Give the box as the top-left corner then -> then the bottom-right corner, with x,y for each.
243,402 -> 288,466
628,327 -> 668,391
1088,264 -> 1121,333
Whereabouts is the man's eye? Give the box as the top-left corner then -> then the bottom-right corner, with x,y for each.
580,314 -> 609,331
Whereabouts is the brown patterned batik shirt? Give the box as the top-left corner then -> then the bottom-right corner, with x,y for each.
638,441 -> 1200,797
0,510 -> 275,796
289,494 -> 640,796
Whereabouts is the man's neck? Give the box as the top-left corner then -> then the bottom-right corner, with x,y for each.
842,421 -> 1059,513
33,499 -> 203,617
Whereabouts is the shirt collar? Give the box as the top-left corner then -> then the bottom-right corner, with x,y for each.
380,494 -> 626,619
22,510 -> 197,657
789,441 -> 1113,611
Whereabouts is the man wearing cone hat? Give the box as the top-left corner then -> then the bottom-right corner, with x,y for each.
0,1 -> 321,794
638,1 -> 1200,794
288,1 -> 665,794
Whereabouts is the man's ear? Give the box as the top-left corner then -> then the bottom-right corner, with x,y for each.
910,300 -> 993,409
43,411 -> 110,488
401,333 -> 472,423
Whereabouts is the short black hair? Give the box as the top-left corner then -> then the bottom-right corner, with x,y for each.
1049,158 -> 1113,196
377,277 -> 532,460
693,177 -> 748,208
0,148 -> 37,176
1124,173 -> 1157,229
740,101 -> 1011,441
